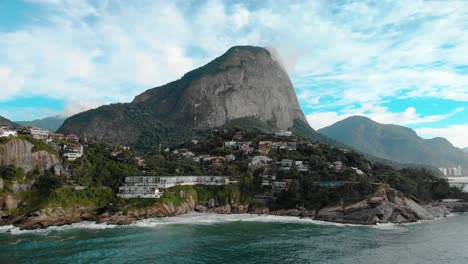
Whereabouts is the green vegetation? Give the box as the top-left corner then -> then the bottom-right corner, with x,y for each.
65,143 -> 140,189
0,126 -> 459,218
49,186 -> 115,208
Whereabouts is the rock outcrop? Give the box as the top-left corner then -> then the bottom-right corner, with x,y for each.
58,46 -> 318,150
0,139 -> 60,173
315,188 -> 438,224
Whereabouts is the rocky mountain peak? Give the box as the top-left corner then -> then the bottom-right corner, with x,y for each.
58,46 -> 312,149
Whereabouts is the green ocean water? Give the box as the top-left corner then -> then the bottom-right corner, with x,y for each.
1,213 -> 467,264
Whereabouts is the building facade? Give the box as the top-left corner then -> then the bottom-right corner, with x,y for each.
118,176 -> 230,198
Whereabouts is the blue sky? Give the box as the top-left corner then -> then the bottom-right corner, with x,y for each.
0,0 -> 467,147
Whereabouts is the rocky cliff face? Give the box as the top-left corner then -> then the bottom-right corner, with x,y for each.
0,139 -> 60,173
58,46 -> 312,149
315,188 -> 448,224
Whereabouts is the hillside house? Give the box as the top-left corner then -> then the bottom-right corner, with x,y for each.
63,143 -> 84,161
258,141 -> 273,154
181,151 -> 195,159
0,127 -> 17,138
225,154 -> 236,161
224,141 -> 239,148
273,181 -> 288,192
275,131 -> 293,137
272,141 -> 288,151
329,161 -> 343,172
295,161 -> 309,172
240,141 -> 254,154
19,127 -> 49,141
121,176 -> 229,190
49,133 -> 65,140
277,159 -> 294,170
211,156 -> 226,166
249,156 -> 273,169
351,167 -> 364,175
66,134 -> 80,142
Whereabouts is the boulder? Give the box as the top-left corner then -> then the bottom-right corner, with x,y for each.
3,195 -> 20,210
315,188 -> 436,225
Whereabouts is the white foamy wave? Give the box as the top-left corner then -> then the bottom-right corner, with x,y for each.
0,225 -> 16,233
0,221 -> 118,235
132,213 -> 385,229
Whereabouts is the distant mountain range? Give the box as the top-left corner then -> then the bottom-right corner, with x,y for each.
58,46 -> 334,150
463,147 -> 468,153
0,115 -> 19,128
318,116 -> 468,170
16,116 -> 65,133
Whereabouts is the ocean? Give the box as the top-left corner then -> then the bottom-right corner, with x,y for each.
1,213 -> 467,264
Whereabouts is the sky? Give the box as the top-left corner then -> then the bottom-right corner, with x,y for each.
0,0 -> 467,148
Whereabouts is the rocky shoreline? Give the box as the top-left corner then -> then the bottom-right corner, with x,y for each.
0,188 -> 457,230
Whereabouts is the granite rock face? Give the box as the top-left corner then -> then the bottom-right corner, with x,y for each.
315,188 -> 436,224
0,139 -> 60,173
133,46 -> 306,130
58,46 -> 309,149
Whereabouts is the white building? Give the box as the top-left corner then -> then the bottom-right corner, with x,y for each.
30,127 -> 49,141
118,176 -> 229,198
63,143 -> 84,161
439,165 -> 462,176
0,128 -> 17,138
122,175 -> 230,189
295,161 -> 309,172
249,156 -> 273,168
118,184 -> 164,199
273,181 -> 288,192
275,131 -> 293,137
351,167 -> 364,175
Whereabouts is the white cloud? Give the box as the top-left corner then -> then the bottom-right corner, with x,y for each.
61,100 -> 103,118
416,125 -> 468,149
0,0 -> 467,122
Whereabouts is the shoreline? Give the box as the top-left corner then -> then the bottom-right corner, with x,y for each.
0,210 -> 461,234
1,188 -> 461,231
0,203 -> 455,232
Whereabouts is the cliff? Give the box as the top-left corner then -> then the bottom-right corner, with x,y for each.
0,139 -> 60,173
58,46 -> 320,150
315,188 -> 449,224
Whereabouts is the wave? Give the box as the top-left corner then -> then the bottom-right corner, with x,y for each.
0,221 -> 118,235
131,213 -> 392,229
2,211 -> 458,234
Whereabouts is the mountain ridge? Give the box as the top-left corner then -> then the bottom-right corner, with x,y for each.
0,115 -> 19,128
318,116 -> 468,170
16,116 -> 65,132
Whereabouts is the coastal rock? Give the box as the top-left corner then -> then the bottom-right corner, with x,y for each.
207,204 -> 232,214
101,195 -> 197,225
315,188 -> 435,225
195,205 -> 207,212
8,181 -> 34,194
3,195 -> 20,210
0,139 -> 59,173
231,204 -> 249,214
252,208 -> 270,214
